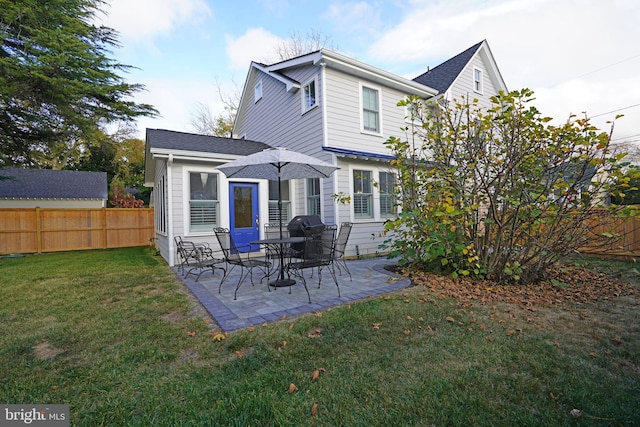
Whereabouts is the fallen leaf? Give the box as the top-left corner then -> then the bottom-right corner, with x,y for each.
570,409 -> 582,417
312,370 -> 320,380
311,403 -> 318,417
418,317 -> 424,321
446,316 -> 455,322
372,322 -> 382,330
288,323 -> 294,330
612,337 -> 622,345
589,352 -> 598,358
203,319 -> 210,324
487,336 -> 494,342
186,331 -> 196,337
406,316 -> 413,321
403,330 -> 411,335
506,330 -> 515,336
235,351 -> 243,358
282,340 -> 287,347
289,383 -> 298,393
279,314 -> 286,320
262,322 -> 268,327
211,333 -> 226,342
315,312 -> 323,318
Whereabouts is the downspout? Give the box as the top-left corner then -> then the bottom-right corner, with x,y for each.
320,61 -> 339,224
167,154 -> 175,267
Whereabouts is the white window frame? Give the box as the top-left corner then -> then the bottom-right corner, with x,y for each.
183,166 -> 220,236
473,67 -> 483,94
301,76 -> 318,113
307,178 -> 321,217
360,83 -> 383,135
378,171 -> 396,218
352,169 -> 373,219
254,79 -> 263,103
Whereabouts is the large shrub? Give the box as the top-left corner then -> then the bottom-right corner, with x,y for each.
383,89 -> 636,284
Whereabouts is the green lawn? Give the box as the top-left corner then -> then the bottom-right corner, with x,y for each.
1,248 -> 638,426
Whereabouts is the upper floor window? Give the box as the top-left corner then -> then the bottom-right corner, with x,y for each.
473,68 -> 483,94
268,180 -> 290,223
307,178 -> 321,216
189,172 -> 219,232
302,78 -> 317,112
362,85 -> 380,133
254,80 -> 263,102
353,170 -> 372,218
379,171 -> 396,217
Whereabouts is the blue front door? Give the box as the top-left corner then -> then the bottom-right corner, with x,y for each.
229,182 -> 259,252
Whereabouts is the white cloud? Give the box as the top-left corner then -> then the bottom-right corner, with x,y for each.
100,0 -> 212,42
369,0 -> 640,140
128,77 -> 225,138
225,28 -> 284,70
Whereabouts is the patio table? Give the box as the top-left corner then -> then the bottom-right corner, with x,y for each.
251,236 -> 305,288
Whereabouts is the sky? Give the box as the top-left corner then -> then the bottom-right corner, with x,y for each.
98,0 -> 640,148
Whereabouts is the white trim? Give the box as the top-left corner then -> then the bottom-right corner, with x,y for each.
182,165 -> 222,237
167,154 -> 175,267
359,82 -> 383,136
254,79 -> 263,102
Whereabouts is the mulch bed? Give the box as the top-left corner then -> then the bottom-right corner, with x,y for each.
405,265 -> 638,308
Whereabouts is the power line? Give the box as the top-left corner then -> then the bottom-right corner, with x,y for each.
574,53 -> 640,80
590,103 -> 640,119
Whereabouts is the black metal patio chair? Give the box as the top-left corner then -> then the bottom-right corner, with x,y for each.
181,241 -> 226,282
332,222 -> 353,281
213,227 -> 271,300
286,224 -> 339,299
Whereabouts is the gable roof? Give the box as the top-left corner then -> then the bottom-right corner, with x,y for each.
412,40 -> 507,94
0,168 -> 107,200
412,41 -> 483,93
146,129 -> 271,156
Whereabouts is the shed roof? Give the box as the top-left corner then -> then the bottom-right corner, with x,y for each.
146,129 -> 270,156
0,168 -> 108,199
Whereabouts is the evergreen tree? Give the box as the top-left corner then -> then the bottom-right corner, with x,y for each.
0,0 -> 157,167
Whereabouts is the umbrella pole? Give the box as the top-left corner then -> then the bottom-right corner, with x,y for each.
278,174 -> 285,281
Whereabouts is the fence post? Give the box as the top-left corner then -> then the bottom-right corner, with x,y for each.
102,207 -> 108,249
35,207 -> 42,253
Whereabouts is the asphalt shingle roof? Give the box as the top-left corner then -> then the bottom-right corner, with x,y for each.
146,129 -> 271,156
412,40 -> 484,93
0,168 -> 108,199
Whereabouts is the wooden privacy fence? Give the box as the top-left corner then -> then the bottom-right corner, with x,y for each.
0,208 -> 154,255
579,211 -> 640,257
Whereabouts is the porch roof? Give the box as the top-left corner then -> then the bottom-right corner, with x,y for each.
147,129 -> 270,156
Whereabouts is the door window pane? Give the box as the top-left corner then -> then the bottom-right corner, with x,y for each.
233,186 -> 253,228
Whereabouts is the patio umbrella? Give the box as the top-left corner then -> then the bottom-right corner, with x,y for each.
217,147 -> 338,286
216,146 -> 338,237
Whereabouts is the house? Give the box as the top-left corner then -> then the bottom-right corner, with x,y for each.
145,40 -> 508,267
0,168 -> 108,208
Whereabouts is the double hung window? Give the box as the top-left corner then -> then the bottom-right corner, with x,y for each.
353,170 -> 372,218
269,180 -> 290,223
379,172 -> 396,217
362,86 -> 380,133
302,78 -> 317,112
473,68 -> 483,94
307,178 -> 321,216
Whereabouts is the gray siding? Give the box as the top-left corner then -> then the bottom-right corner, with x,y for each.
324,67 -> 410,155
448,54 -> 500,109
239,66 -> 327,162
